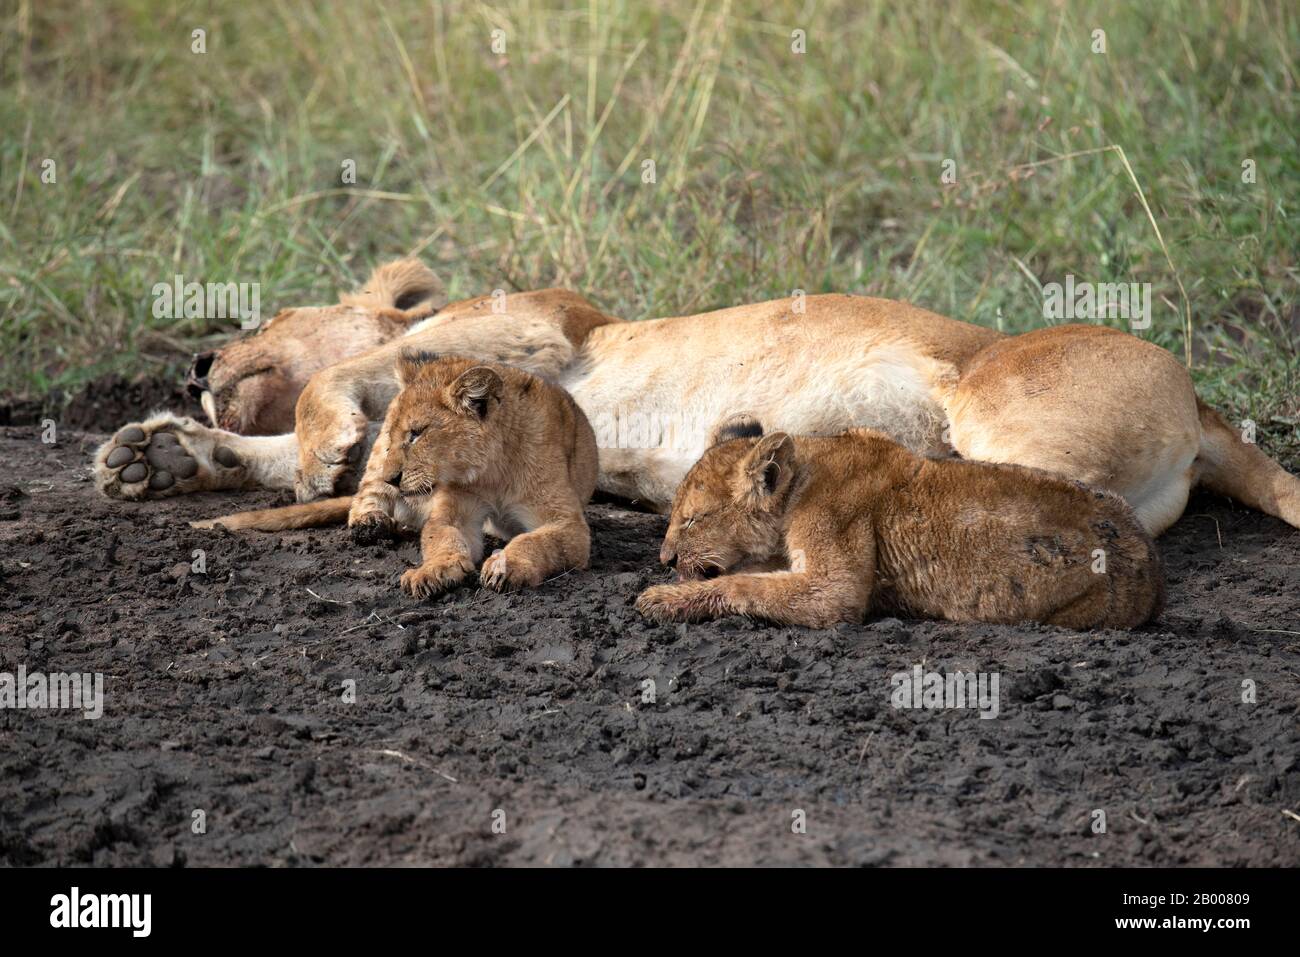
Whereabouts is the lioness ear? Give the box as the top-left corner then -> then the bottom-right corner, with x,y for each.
708,413 -> 764,448
395,350 -> 440,388
739,431 -> 795,504
450,366 -> 504,418
343,259 -> 444,314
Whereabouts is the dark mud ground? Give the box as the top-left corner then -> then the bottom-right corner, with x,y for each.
1,420 -> 1298,867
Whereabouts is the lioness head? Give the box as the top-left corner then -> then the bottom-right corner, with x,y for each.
378,353 -> 508,496
659,415 -> 798,579
190,260 -> 442,435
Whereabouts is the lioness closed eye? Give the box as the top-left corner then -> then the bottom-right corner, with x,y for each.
195,353 -> 598,597
636,416 -> 1164,630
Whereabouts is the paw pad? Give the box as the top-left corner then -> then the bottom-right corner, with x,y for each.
97,421 -> 204,499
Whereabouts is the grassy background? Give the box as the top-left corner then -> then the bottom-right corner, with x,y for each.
1,0 -> 1297,456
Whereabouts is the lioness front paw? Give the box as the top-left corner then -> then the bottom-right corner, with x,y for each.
295,410 -> 370,502
94,413 -> 244,501
400,556 -> 474,599
479,549 -> 545,592
635,583 -> 728,623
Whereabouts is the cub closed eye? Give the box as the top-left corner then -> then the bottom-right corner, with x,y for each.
407,428 -> 424,444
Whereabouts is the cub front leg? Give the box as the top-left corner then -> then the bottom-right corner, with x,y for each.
635,579 -> 741,623
636,570 -> 867,628
639,523 -> 872,628
400,491 -> 486,599
480,502 -> 590,592
348,407 -> 401,544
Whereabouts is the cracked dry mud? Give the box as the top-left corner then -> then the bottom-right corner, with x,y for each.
1,425 -> 1298,866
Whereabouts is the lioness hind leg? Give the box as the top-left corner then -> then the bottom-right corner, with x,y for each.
94,412 -> 298,500
946,326 -> 1201,535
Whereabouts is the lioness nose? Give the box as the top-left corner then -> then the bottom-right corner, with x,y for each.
186,350 -> 216,399
659,544 -> 677,567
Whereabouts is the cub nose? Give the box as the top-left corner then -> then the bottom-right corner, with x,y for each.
385,472 -> 403,489
659,544 -> 677,567
186,350 -> 216,399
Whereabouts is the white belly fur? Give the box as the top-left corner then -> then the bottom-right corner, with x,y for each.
560,319 -> 954,506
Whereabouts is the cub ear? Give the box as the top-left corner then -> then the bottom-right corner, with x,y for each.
708,413 -> 764,448
450,366 -> 504,418
739,431 -> 795,504
395,350 -> 440,388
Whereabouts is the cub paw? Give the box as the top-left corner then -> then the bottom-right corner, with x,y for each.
635,584 -> 724,623
400,556 -> 474,599
479,549 -> 545,592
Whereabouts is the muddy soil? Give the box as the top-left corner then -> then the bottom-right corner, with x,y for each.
1,424 -> 1297,866
0,373 -> 202,433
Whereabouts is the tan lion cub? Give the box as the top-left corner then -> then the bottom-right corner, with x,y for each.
637,417 -> 1163,630
196,353 -> 598,597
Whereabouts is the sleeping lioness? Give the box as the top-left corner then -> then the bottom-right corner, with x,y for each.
195,352 -> 597,596
636,416 -> 1164,630
96,261 -> 1300,543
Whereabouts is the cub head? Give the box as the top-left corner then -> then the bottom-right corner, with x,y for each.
659,414 -> 798,579
378,352 -> 507,496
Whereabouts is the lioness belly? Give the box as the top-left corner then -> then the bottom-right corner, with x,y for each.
562,302 -> 960,506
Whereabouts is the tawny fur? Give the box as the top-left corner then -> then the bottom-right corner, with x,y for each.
637,419 -> 1164,630
187,260 -> 442,436
338,259 -> 444,315
195,354 -> 598,598
95,258 -> 1300,539
191,496 -> 351,531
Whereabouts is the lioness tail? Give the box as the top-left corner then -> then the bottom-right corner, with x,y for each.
1195,400 -> 1300,530
190,496 -> 353,532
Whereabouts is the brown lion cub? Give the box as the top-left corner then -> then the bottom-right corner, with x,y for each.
637,417 -> 1163,630
195,353 -> 598,596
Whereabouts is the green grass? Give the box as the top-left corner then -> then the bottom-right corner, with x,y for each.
1,0 -> 1297,459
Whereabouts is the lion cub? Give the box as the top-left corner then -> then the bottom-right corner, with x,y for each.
196,353 -> 598,596
637,417 -> 1163,630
